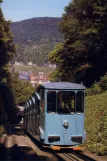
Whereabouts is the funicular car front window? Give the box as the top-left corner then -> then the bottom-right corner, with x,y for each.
47,91 -> 56,113
57,91 -> 75,114
76,91 -> 84,113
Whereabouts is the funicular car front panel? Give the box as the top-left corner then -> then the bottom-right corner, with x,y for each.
45,90 -> 85,146
38,82 -> 85,146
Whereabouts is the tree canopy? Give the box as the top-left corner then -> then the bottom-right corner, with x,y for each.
49,0 -> 107,87
0,2 -> 15,84
0,1 -> 16,123
10,73 -> 35,105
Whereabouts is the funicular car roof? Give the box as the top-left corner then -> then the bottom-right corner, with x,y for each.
39,82 -> 85,90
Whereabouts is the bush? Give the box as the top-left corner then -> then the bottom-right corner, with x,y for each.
99,73 -> 107,91
86,82 -> 102,96
86,73 -> 107,96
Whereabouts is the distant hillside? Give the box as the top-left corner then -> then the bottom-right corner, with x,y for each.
11,17 -> 62,43
11,17 -> 63,65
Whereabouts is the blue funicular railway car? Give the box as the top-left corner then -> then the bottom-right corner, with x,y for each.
24,82 -> 86,150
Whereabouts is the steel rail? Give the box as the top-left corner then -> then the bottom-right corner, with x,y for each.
19,128 -> 97,161
53,150 -> 97,161
53,150 -> 84,161
68,150 -> 97,161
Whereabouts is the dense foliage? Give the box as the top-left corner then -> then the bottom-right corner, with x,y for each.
10,74 -> 35,104
49,0 -> 107,87
85,91 -> 107,155
0,125 -> 5,138
11,17 -> 63,65
86,73 -> 107,95
0,3 -> 15,83
0,74 -> 35,124
0,1 -> 16,123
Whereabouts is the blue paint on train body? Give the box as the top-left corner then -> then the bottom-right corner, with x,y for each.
44,111 -> 85,145
24,82 -> 86,147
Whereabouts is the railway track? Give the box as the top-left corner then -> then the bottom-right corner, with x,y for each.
53,150 -> 96,161
23,129 -> 97,161
4,126 -> 106,161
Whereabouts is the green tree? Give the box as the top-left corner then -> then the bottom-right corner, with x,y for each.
49,0 -> 107,87
10,73 -> 35,104
0,2 -> 15,84
0,73 -> 35,124
0,2 -> 16,123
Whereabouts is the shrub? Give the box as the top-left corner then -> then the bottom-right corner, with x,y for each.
86,73 -> 107,96
86,82 -> 102,96
99,73 -> 107,91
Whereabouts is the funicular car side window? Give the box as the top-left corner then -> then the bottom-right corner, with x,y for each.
47,91 -> 56,113
57,91 -> 75,114
40,89 -> 44,112
76,91 -> 84,113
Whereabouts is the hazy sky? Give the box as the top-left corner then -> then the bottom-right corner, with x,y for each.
1,0 -> 71,22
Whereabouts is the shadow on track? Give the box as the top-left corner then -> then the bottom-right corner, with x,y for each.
11,145 -> 48,161
4,127 -> 57,161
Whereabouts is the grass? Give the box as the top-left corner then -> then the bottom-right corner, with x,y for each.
85,91 -> 107,155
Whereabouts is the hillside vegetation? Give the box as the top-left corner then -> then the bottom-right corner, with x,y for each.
85,91 -> 107,155
11,17 -> 62,65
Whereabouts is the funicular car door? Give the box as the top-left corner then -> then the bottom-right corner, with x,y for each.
58,90 -> 85,145
36,100 -> 40,136
31,96 -> 35,135
35,92 -> 40,137
39,89 -> 45,140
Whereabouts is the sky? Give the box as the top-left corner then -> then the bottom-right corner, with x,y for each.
1,0 -> 71,22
